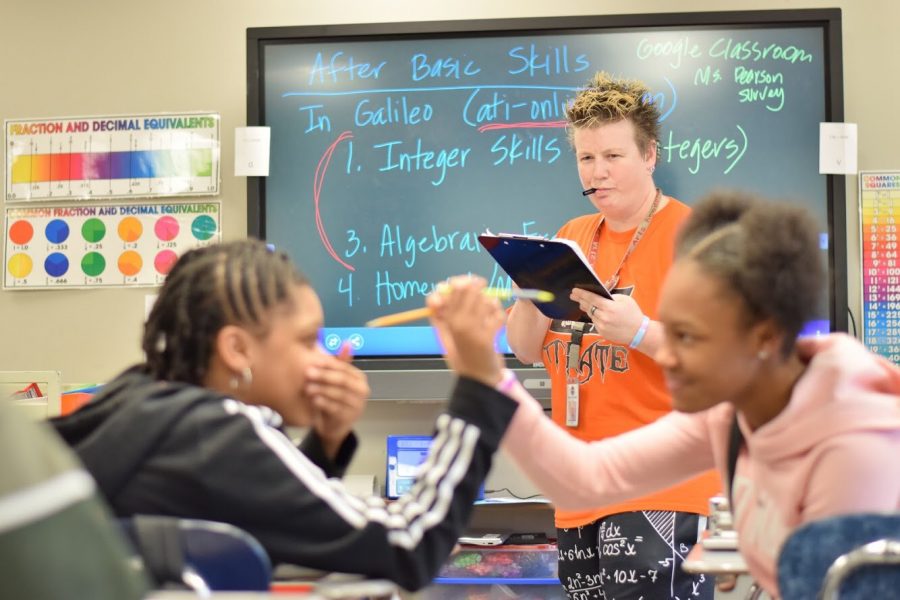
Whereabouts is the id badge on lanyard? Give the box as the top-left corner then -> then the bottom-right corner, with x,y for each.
565,325 -> 585,427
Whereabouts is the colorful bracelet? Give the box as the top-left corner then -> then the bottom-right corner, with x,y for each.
629,315 -> 651,349
496,369 -> 518,394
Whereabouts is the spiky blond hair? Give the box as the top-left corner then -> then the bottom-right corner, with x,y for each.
566,71 -> 661,156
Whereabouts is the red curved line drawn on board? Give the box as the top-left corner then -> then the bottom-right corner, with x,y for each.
314,131 -> 355,272
476,121 -> 567,132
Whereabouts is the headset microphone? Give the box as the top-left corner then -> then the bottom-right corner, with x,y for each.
582,188 -> 597,196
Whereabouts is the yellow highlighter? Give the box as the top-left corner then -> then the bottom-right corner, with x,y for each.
366,287 -> 554,327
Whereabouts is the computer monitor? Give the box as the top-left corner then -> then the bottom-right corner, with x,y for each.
386,435 -> 485,500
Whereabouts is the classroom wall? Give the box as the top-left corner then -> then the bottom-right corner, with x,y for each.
2,0 -> 898,490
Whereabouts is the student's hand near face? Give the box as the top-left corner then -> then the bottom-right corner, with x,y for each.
304,342 -> 370,459
571,288 -> 645,345
428,277 -> 505,388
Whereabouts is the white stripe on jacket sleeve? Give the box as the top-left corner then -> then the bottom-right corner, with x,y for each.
222,399 -> 481,549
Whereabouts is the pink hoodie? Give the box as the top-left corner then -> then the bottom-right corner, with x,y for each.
501,334 -> 900,597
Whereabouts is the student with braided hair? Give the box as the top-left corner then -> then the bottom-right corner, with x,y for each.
51,240 -> 518,591
497,190 -> 900,598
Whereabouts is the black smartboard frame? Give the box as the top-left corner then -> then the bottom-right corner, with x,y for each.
247,9 -> 846,401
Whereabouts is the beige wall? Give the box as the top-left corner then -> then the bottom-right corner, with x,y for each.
2,0 -> 898,489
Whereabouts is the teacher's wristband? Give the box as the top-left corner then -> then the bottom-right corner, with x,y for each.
629,316 -> 651,349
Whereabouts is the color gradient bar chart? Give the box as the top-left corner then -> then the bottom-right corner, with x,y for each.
5,113 -> 220,202
4,202 -> 221,289
859,171 -> 900,365
10,150 -> 213,182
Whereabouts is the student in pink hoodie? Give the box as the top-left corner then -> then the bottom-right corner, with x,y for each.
435,190 -> 900,599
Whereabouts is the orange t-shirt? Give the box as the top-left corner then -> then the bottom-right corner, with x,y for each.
542,198 -> 721,528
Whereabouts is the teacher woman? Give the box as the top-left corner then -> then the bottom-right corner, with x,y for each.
506,71 -> 719,600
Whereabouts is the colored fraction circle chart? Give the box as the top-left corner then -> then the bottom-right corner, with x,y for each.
82,218 -> 107,243
44,252 -> 69,278
191,214 -> 217,240
45,219 -> 70,244
118,216 -> 143,242
154,249 -> 178,275
8,253 -> 33,279
118,250 -> 143,277
154,215 -> 180,241
9,220 -> 34,245
5,202 -> 219,289
81,252 -> 106,278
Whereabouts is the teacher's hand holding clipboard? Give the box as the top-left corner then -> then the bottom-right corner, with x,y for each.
476,233 -> 613,322
477,232 -> 651,352
569,287 -> 650,352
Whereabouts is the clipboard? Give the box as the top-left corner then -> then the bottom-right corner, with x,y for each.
478,233 -> 612,321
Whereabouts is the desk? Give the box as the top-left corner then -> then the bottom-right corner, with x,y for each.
149,584 -> 397,600
683,538 -> 765,600
683,542 -> 748,576
149,593 -> 314,599
271,572 -> 399,600
145,572 -> 399,599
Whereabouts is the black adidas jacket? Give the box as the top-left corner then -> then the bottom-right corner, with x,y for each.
50,366 -> 518,590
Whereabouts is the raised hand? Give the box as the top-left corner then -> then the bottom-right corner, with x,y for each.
427,277 -> 505,387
